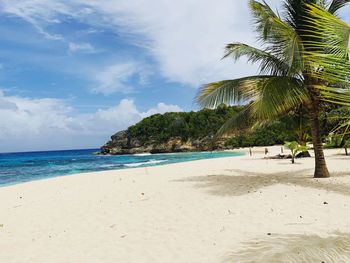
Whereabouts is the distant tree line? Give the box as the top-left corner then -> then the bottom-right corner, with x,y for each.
125,104 -> 348,148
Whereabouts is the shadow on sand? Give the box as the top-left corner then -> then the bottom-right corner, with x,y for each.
224,232 -> 350,263
174,169 -> 350,197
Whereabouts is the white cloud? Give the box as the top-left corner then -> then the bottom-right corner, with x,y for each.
141,103 -> 182,118
92,61 -> 151,94
0,91 -> 182,152
78,99 -> 182,133
0,0 -> 69,40
1,0 -> 349,88
72,0 -> 284,86
0,0 -> 282,86
69,0 -> 253,86
68,42 -> 95,53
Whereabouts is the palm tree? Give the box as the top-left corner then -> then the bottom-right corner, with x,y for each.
284,141 -> 309,164
196,0 -> 350,178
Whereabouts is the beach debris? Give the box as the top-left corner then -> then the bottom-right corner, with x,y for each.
141,192 -> 145,196
19,196 -> 22,199
265,151 -> 311,160
323,202 -> 328,205
120,235 -> 127,238
267,233 -> 272,236
295,151 -> 311,158
264,154 -> 292,159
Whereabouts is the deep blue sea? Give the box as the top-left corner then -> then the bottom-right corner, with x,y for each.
0,149 -> 243,187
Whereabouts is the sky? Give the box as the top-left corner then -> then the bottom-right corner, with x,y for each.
0,0 -> 348,152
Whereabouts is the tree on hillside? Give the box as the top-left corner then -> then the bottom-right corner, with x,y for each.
196,0 -> 350,178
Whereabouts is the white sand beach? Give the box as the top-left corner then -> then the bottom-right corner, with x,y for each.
1,146 -> 350,262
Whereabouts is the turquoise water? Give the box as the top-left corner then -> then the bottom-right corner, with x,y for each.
0,149 -> 243,186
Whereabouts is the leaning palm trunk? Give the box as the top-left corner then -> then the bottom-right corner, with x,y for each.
309,98 -> 330,177
196,0 -> 350,178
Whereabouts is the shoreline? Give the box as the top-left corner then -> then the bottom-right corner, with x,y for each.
0,150 -> 245,188
0,153 -> 243,189
1,146 -> 350,262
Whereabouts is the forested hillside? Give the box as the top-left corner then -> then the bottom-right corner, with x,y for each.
100,105 -> 303,154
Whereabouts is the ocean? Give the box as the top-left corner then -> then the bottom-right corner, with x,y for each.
0,149 -> 243,186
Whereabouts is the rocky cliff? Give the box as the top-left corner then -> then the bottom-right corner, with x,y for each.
100,106 -> 243,155
100,130 -> 229,155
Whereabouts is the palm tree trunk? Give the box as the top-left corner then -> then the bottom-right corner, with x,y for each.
309,101 -> 330,178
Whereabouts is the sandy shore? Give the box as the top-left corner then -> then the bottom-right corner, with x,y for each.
1,146 -> 350,262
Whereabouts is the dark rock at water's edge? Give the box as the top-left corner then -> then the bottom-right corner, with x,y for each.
295,151 -> 311,158
265,151 -> 311,160
100,130 -> 230,155
265,154 -> 293,160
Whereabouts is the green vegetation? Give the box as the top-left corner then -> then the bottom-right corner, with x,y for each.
224,121 -> 295,147
124,104 -> 341,148
127,105 -> 243,144
196,0 -> 350,178
284,141 -> 309,164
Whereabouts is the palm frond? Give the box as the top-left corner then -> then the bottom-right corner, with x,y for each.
195,76 -> 270,108
249,0 -> 280,40
314,85 -> 350,106
331,120 -> 350,135
216,107 -> 252,137
328,107 -> 350,139
223,43 -> 291,76
250,76 -> 308,120
283,0 -> 306,29
249,0 -> 304,74
197,75 -> 308,128
302,4 -> 350,105
305,52 -> 350,85
328,0 -> 350,14
304,4 -> 350,60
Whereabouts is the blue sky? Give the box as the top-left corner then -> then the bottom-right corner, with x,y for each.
0,0 -> 349,152
0,7 -> 191,112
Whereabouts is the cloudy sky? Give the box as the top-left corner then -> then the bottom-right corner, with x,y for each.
0,0 -> 349,152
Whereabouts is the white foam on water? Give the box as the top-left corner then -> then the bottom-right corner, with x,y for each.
133,153 -> 152,156
123,159 -> 167,167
